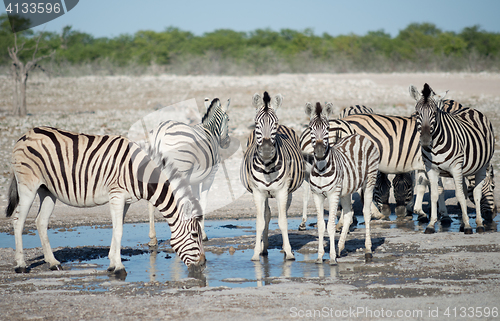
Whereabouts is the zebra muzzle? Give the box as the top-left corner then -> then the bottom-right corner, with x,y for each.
313,142 -> 327,160
259,138 -> 275,161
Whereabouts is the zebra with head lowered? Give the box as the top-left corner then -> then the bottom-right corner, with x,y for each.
145,98 -> 230,243
410,83 -> 495,234
6,127 -> 205,275
240,92 -> 305,261
306,102 -> 380,265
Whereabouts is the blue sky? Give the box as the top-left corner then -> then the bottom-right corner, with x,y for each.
2,0 -> 500,38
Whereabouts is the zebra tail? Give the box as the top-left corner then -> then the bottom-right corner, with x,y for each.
6,175 -> 19,217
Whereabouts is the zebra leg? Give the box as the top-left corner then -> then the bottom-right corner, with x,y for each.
276,188 -> 295,260
473,167 -> 488,233
147,202 -> 158,247
450,166 -> 473,234
362,184 -> 375,262
413,170 -> 429,223
437,177 -> 451,226
374,172 -> 391,218
251,191 -> 267,261
425,169 -> 440,234
299,180 -> 310,231
35,187 -> 61,270
337,195 -> 353,262
200,179 -> 213,241
261,198 -> 272,256
12,184 -> 37,273
108,195 -> 129,275
312,192 -> 326,263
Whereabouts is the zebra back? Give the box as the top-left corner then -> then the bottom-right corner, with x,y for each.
339,105 -> 374,118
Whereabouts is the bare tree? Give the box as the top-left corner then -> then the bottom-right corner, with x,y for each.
8,32 -> 55,116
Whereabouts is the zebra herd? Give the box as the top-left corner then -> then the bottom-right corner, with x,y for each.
5,83 -> 496,274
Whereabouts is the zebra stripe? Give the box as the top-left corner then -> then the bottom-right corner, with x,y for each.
145,98 -> 230,243
240,92 -> 305,261
410,83 -> 495,234
306,102 -> 380,264
6,126 -> 205,274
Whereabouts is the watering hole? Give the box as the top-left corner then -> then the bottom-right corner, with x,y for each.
1,214 -> 499,292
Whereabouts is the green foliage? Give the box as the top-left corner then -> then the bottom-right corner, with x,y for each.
0,14 -> 499,75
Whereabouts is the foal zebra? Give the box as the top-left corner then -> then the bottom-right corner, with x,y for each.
240,92 -> 305,261
6,127 -> 205,275
145,98 -> 230,243
410,83 -> 495,234
306,102 -> 380,265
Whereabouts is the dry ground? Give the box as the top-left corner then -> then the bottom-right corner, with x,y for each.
0,73 -> 499,320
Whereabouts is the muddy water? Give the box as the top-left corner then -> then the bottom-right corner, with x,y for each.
1,215 -> 498,290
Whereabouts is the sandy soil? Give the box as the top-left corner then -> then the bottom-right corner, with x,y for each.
0,72 -> 500,320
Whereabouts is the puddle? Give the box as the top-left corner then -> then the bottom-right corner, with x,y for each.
0,214 -> 498,291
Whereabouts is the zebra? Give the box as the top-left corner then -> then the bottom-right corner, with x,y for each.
298,113 -> 383,230
306,102 -> 380,265
6,126 -> 205,275
410,83 -> 495,234
145,98 -> 230,243
240,92 -> 305,261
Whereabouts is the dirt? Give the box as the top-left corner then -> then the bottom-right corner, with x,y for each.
0,72 -> 500,320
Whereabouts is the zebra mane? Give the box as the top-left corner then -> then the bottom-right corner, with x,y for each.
315,102 -> 323,117
202,98 -> 221,124
139,142 -> 203,221
263,91 -> 271,111
422,83 -> 433,103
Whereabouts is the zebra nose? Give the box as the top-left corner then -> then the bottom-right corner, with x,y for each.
198,253 -> 206,267
260,138 -> 275,160
314,141 -> 326,159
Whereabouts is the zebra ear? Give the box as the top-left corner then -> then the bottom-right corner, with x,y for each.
252,93 -> 263,109
305,102 -> 314,117
204,98 -> 211,110
224,98 -> 231,112
434,90 -> 448,109
324,102 -> 334,118
409,85 -> 421,101
271,94 -> 284,111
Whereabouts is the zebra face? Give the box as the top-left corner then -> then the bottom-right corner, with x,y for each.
305,102 -> 333,161
253,92 -> 282,163
410,83 -> 441,148
170,216 -> 206,270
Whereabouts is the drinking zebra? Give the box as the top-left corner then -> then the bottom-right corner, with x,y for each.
6,127 -> 205,275
306,102 -> 380,264
145,98 -> 231,243
240,92 -> 305,261
410,83 -> 495,234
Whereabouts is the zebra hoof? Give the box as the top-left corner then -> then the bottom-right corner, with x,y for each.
459,224 -> 465,232
315,258 -> 323,264
381,204 -> 391,217
440,216 -> 452,227
418,214 -> 430,223
50,264 -> 63,271
329,259 -> 337,266
464,228 -> 473,235
365,253 -> 373,263
14,266 -> 29,273
298,222 -> 306,231
395,206 -> 407,217
113,268 -> 127,280
476,226 -> 485,233
424,227 -> 435,234
284,253 -> 295,261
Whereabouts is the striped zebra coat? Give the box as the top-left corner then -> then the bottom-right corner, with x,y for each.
145,98 -> 230,242
6,127 -> 205,275
306,102 -> 380,265
410,83 -> 495,234
240,92 -> 305,261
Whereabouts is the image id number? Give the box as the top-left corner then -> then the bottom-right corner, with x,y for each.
6,2 -> 61,14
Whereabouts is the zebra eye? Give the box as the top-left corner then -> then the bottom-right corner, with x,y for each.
191,232 -> 199,239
